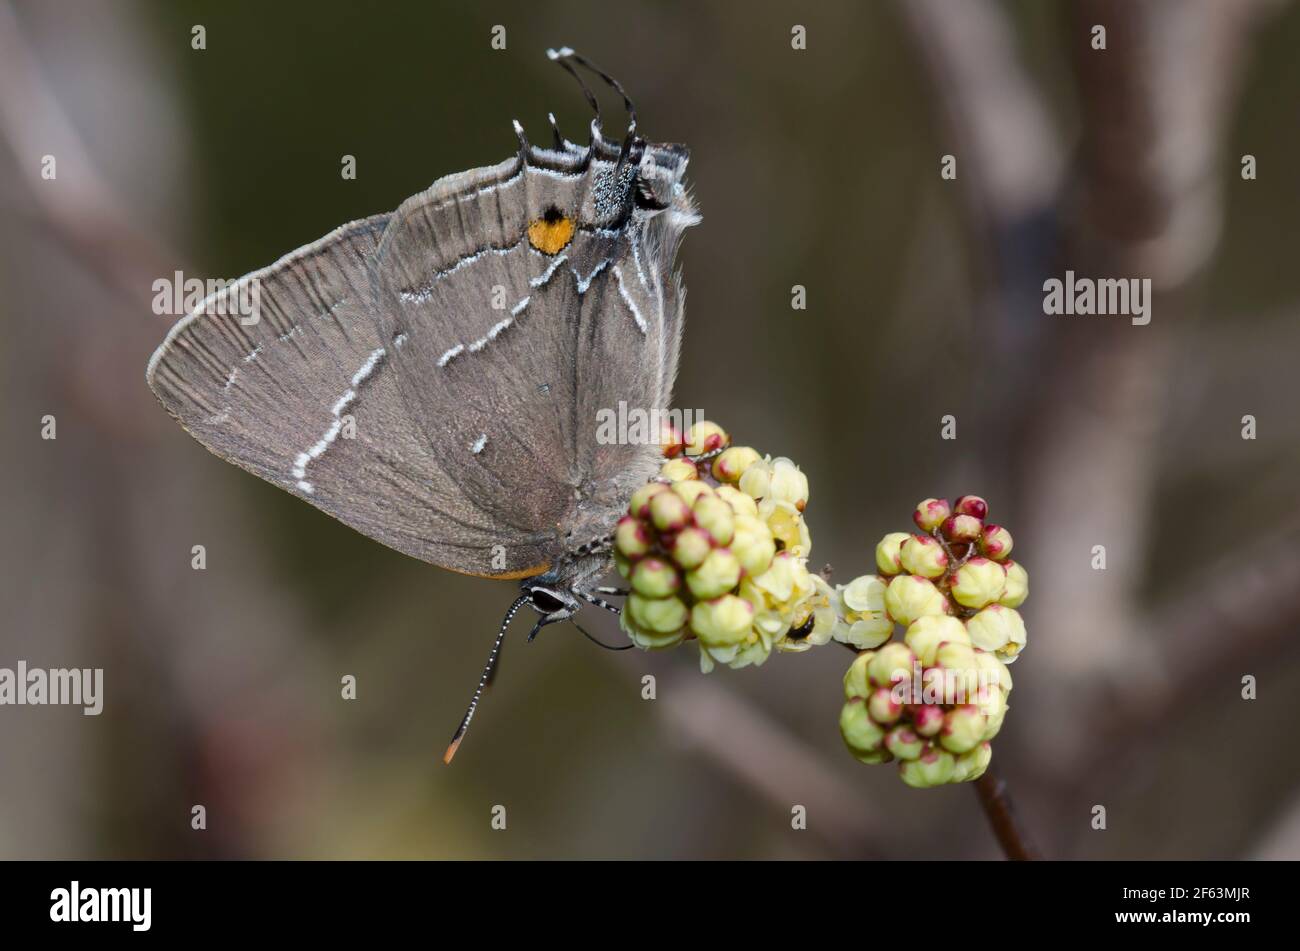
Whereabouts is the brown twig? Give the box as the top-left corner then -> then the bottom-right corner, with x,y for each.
973,766 -> 1039,861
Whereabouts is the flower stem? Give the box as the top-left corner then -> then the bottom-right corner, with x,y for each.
973,765 -> 1039,860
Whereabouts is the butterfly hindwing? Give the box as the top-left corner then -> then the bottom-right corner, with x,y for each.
370,143 -> 698,565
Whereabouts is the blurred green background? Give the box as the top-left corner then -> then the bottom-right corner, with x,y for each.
3,0 -> 1299,859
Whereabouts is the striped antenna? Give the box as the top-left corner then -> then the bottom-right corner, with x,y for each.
443,592 -> 530,764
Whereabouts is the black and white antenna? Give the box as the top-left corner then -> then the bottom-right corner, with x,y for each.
443,592 -> 529,764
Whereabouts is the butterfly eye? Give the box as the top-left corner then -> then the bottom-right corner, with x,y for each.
528,587 -> 569,614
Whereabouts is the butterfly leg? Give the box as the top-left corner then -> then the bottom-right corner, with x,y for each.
569,588 -> 633,651
575,589 -> 622,615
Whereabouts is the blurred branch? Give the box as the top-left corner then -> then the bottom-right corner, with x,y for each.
1007,0 -> 1277,779
657,675 -> 880,858
1073,519 -> 1300,782
890,0 -> 1063,372
0,0 -> 325,858
1251,786 -> 1300,860
0,0 -> 183,300
974,767 -> 1040,861
891,0 -> 1061,236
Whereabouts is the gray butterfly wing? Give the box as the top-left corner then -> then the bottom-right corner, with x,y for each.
369,143 -> 699,573
146,213 -> 554,577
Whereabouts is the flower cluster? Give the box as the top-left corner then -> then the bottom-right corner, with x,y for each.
615,421 -> 830,672
837,496 -> 1028,787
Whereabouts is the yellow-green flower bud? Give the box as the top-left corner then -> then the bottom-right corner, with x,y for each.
904,615 -> 970,666
840,698 -> 886,757
875,532 -> 910,575
620,614 -> 686,651
692,494 -> 735,546
685,419 -> 729,456
951,557 -> 1007,609
940,704 -> 987,754
964,605 -> 1027,662
950,742 -> 992,783
974,649 -> 1013,695
999,560 -> 1028,608
900,534 -> 948,579
670,479 -> 713,507
685,548 -> 742,600
853,748 -> 894,766
981,695 -> 1008,742
977,683 -> 1007,737
649,488 -> 692,532
900,746 -> 955,788
614,515 -> 652,560
934,640 -> 981,704
614,550 -> 633,580
716,484 -> 758,517
979,524 -> 1013,561
630,557 -> 682,598
627,593 -> 689,635
868,641 -> 917,689
669,526 -> 713,570
690,594 -> 753,646
711,445 -> 761,483
868,686 -> 903,725
767,457 -> 810,511
731,514 -> 776,576
913,498 -> 951,532
738,457 -> 772,500
885,725 -> 925,760
629,481 -> 668,518
843,651 -> 874,699
884,575 -> 948,626
659,458 -> 699,482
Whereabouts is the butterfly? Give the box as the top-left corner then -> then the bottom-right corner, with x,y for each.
146,49 -> 699,761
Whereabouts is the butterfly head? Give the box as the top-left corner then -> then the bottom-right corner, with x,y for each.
522,583 -> 580,623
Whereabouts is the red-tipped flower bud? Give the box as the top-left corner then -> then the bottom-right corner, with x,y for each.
659,420 -> 685,458
980,524 -> 1014,561
868,687 -> 904,725
912,498 -> 951,532
649,490 -> 692,533
941,513 -> 983,543
614,515 -> 653,560
912,704 -> 945,737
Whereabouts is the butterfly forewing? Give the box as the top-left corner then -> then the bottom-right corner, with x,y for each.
148,140 -> 697,583
146,212 -> 552,575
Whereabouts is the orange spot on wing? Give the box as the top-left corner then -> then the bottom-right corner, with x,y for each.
527,213 -> 575,255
